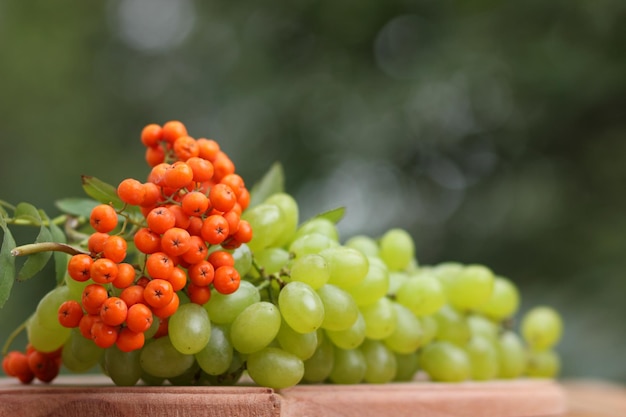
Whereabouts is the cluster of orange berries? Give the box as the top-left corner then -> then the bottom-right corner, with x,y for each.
58,121 -> 253,354
2,345 -> 62,384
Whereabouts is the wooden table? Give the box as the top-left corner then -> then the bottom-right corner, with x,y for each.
0,376 -> 624,417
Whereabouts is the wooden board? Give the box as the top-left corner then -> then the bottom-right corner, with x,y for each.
0,375 -> 568,417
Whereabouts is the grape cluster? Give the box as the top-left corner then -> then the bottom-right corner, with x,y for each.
2,122 -> 563,389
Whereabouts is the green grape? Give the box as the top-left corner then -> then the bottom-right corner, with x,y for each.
320,246 -> 369,289
168,303 -> 211,354
521,306 -> 563,350
446,264 -> 495,310
295,217 -> 339,242
419,315 -> 438,346
289,233 -> 339,259
36,285 -> 71,328
303,335 -> 335,383
325,311 -> 366,350
104,346 -> 142,386
526,349 -> 560,378
433,305 -> 471,346
378,228 -> 415,271
393,352 -> 420,381
61,329 -> 103,373
344,235 -> 379,257
420,341 -> 471,382
195,324 -> 233,375
168,362 -> 201,386
144,312 -> 160,340
360,297 -> 397,340
249,247 -> 290,278
383,303 -> 423,354
230,301 -> 281,354
276,320 -> 318,360
27,313 -> 70,352
241,203 -> 285,252
317,284 -> 359,331
246,347 -> 304,389
264,193 -> 299,247
431,262 -> 464,291
278,281 -> 325,334
199,351 -> 245,386
361,340 -> 397,383
387,271 -> 409,295
205,280 -> 260,324
477,276 -> 520,321
467,313 -> 499,342
466,335 -> 499,381
328,346 -> 366,384
498,330 -> 527,379
139,336 -> 196,379
396,271 -> 446,316
231,243 -> 253,277
140,371 -> 166,386
289,254 -> 330,290
65,276 -> 92,302
348,257 -> 389,307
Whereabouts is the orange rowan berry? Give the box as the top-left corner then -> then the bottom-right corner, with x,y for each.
233,219 -> 253,243
78,314 -> 100,339
91,321 -> 119,349
58,300 -> 83,328
237,187 -> 251,211
162,120 -> 188,144
103,235 -> 127,263
208,251 -> 235,269
134,228 -> 161,255
100,297 -> 128,326
187,283 -> 211,305
145,145 -> 166,167
223,210 -> 240,235
188,260 -> 214,286
90,258 -> 119,284
112,262 -> 136,289
209,183 -> 236,213
90,204 -> 118,233
67,254 -> 93,282
120,285 -> 146,307
220,174 -> 245,199
148,162 -> 170,187
181,191 -> 209,217
5,351 -> 30,379
141,181 -> 162,207
117,178 -> 146,206
201,215 -> 229,245
144,279 -> 174,309
28,351 -> 59,383
196,138 -> 220,161
88,232 -> 109,255
82,284 -> 109,314
153,318 -> 169,338
173,135 -> 200,160
166,266 -> 187,291
213,265 -> 241,295
186,156 -> 214,182
212,151 -> 235,181
116,328 -> 145,352
181,235 -> 208,264
151,292 -> 180,320
164,161 -> 194,189
161,227 -> 191,257
146,252 -> 175,280
168,204 -> 191,229
136,276 -> 151,287
187,216 -> 204,237
126,303 -> 153,333
141,123 -> 163,147
146,206 -> 176,234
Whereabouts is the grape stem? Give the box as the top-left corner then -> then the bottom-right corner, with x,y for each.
11,242 -> 89,257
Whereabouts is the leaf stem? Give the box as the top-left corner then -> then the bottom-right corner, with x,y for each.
1,318 -> 28,356
11,242 -> 89,257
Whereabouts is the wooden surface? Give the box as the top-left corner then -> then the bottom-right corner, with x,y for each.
0,375 -> 622,417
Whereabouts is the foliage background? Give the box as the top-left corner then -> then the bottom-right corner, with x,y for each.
1,0 -> 625,382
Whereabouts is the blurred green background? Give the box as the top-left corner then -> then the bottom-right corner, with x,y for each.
1,0 -> 625,382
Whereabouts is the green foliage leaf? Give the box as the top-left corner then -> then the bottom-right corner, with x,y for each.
14,202 -> 42,225
248,162 -> 285,209
49,221 -> 69,285
17,222 -> 53,281
0,218 -> 16,308
81,175 -> 123,209
55,197 -> 100,218
313,206 -> 346,224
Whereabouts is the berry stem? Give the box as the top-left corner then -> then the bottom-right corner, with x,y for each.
11,242 -> 89,257
1,318 -> 28,356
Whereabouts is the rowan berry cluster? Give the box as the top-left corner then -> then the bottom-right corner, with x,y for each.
60,120 -> 253,354
2,345 -> 62,384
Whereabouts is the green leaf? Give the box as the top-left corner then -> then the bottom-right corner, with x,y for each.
14,202 -> 42,225
17,223 -> 53,281
81,175 -> 124,209
49,221 -> 69,285
248,162 -> 285,209
0,218 -> 16,308
55,197 -> 100,218
314,206 -> 346,224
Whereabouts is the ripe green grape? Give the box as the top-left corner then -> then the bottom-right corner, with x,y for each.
276,320 -> 318,360
419,315 -> 438,346
199,352 -> 245,386
289,233 -> 338,259
246,347 -> 304,390
387,271 -> 409,295
521,306 -> 563,350
383,303 -> 423,354
344,235 -> 379,257
446,264 -> 495,310
378,228 -> 415,271
61,329 -> 103,373
467,313 -> 499,342
231,243 -> 253,277
168,303 -> 211,354
360,297 -> 397,340
396,271 -> 445,316
27,313 -> 70,352
526,349 -> 560,378
317,284 -> 359,331
289,254 -> 330,290
205,280 -> 260,324
320,246 -> 369,289
328,346 -> 366,384
466,335 -> 499,381
420,341 -> 471,382
433,305 -> 471,347
264,193 -> 299,247
241,203 -> 285,252
104,346 -> 142,386
295,217 -> 339,242
249,247 -> 290,278
325,311 -> 366,350
477,276 -> 520,321
348,257 -> 389,307
393,352 -> 420,381
195,324 -> 233,375
303,335 -> 335,383
65,276 -> 92,302
361,340 -> 397,383
279,281 -> 325,334
431,262 -> 464,291
139,336 -> 195,379
498,330 -> 527,379
230,301 -> 281,354
36,285 -> 72,328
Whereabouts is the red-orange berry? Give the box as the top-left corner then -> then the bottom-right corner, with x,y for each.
173,135 -> 200,160
208,251 -> 235,269
126,303 -> 153,333
200,215 -> 229,245
116,328 -> 145,352
78,314 -> 100,339
120,285 -> 146,307
181,235 -> 208,264
220,174 -> 245,199
141,182 -> 162,207
134,227 -> 161,255
212,151 -> 235,181
90,258 -> 119,284
181,191 -> 209,217
117,178 -> 146,206
151,293 -> 179,320
100,297 -> 128,326
88,232 -> 110,254
90,204 -> 118,233
209,183 -> 237,213
187,283 -> 211,305
112,262 -> 136,289
143,279 -> 174,309
188,260 -> 214,286
166,266 -> 187,292
162,120 -> 188,144
186,156 -> 214,182
187,216 -> 204,237
213,265 -> 240,295
141,123 -> 163,147
233,219 -> 253,243
58,300 -> 84,328
168,204 -> 191,229
161,227 -> 191,257
145,252 -> 175,280
103,235 -> 127,263
81,284 -> 109,315
164,161 -> 194,189
145,145 -> 166,167
67,254 -> 93,282
148,162 -> 170,187
237,187 -> 251,211
196,138 -> 220,161
91,321 -> 119,349
146,206 -> 176,234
